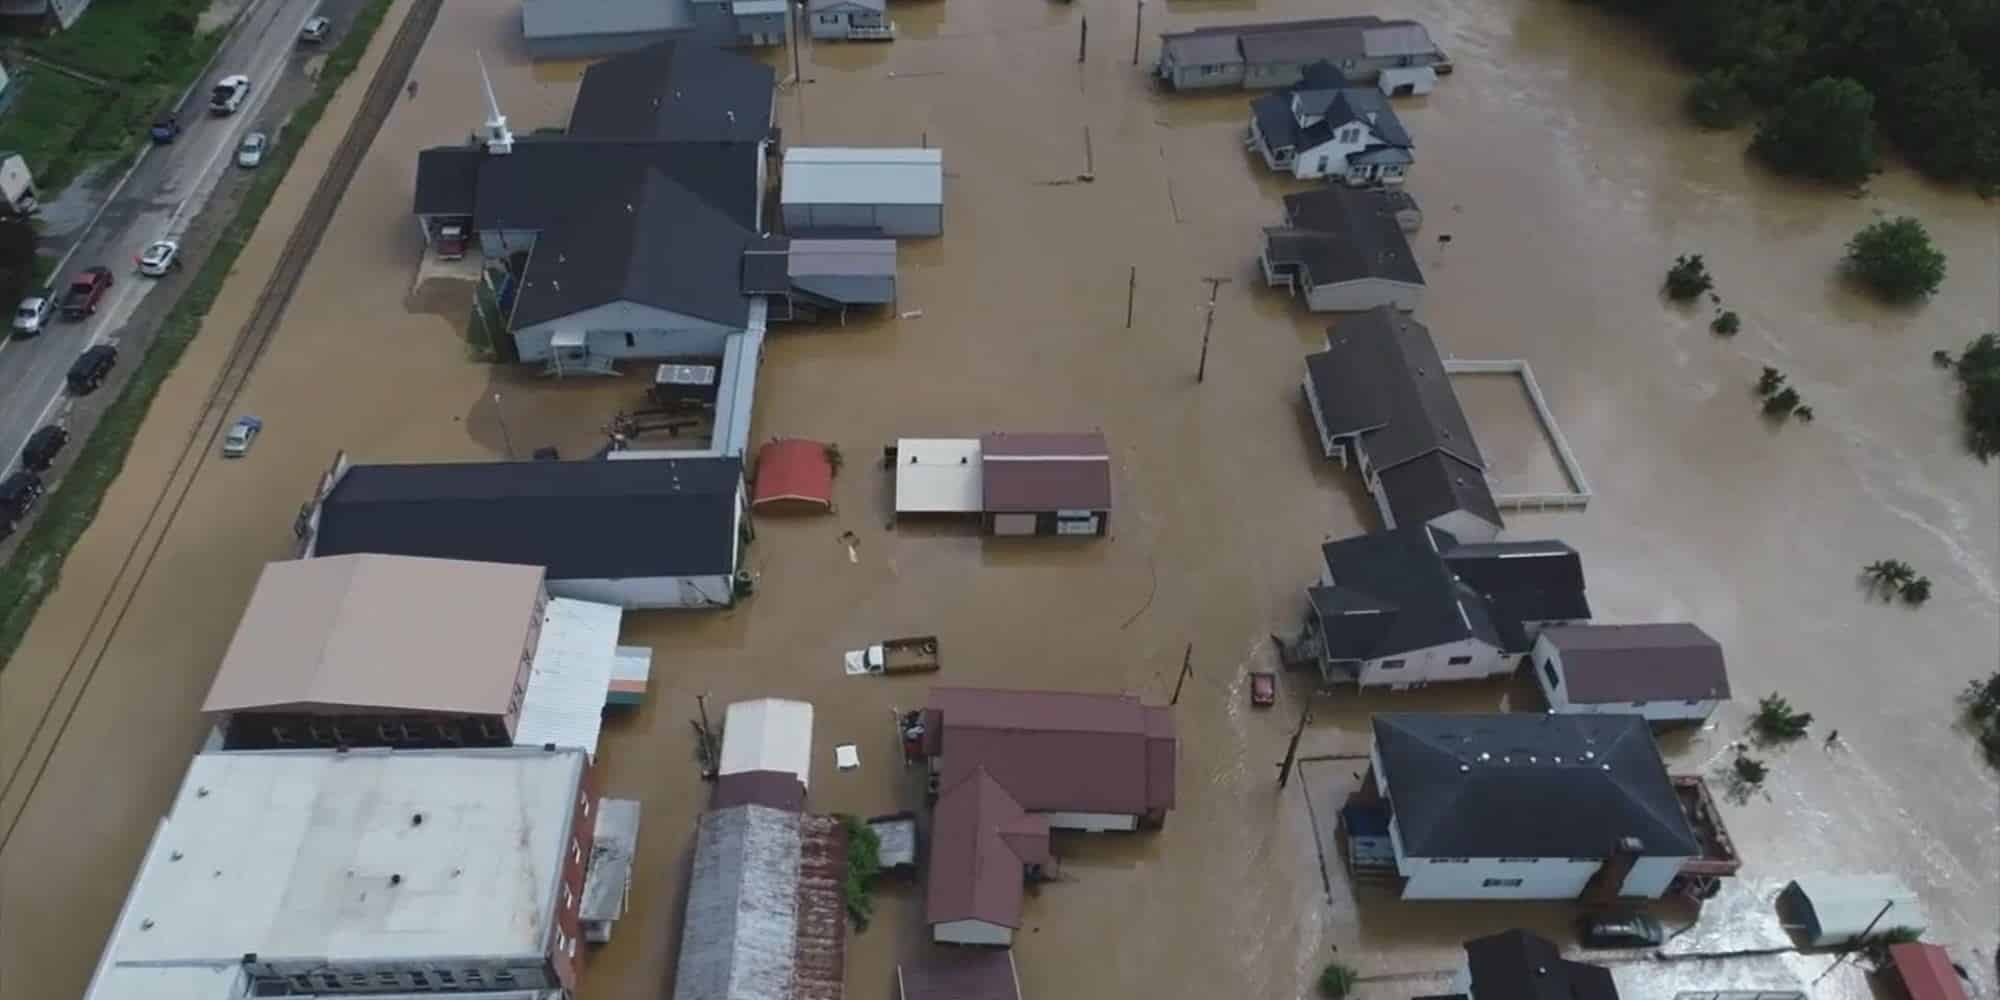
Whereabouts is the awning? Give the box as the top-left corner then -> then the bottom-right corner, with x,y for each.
751,438 -> 834,511
1891,943 -> 1967,1000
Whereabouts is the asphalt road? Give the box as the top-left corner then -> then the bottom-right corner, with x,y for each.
0,0 -> 332,479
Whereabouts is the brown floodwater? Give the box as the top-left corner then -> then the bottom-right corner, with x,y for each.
2,0 -> 1995,998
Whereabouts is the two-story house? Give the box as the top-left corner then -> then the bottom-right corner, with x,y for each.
1248,61 -> 1414,184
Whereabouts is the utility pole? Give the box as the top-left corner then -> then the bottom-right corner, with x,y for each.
1276,701 -> 1312,788
791,0 -> 804,85
1131,0 -> 1144,66
492,392 -> 516,460
1170,643 -> 1193,705
695,694 -> 719,778
1195,276 -> 1230,383
1124,265 -> 1136,329
1078,15 -> 1088,62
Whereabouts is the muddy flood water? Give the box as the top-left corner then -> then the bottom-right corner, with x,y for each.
2,0 -> 1996,997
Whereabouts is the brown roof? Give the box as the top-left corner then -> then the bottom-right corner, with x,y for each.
978,432 -> 1112,513
712,769 -> 807,812
899,947 -> 1022,1000
202,555 -> 545,716
1542,623 -> 1731,703
924,687 -> 1176,816
925,768 -> 1049,929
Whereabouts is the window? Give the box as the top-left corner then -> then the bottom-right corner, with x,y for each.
377,971 -> 399,986
438,971 -> 456,986
495,970 -> 518,986
1631,700 -> 1647,708
1429,857 -> 1471,864
1684,699 -> 1701,706
410,971 -> 431,989
291,976 -> 314,991
1339,126 -> 1360,144
319,975 -> 340,990
572,838 -> 584,865
1447,655 -> 1473,665
1380,659 -> 1405,670
623,332 -> 636,349
1481,877 -> 1525,888
556,931 -> 568,955
1542,660 -> 1560,690
562,884 -> 574,909
1496,857 -> 1541,864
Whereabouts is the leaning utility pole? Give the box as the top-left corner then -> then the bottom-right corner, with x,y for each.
1195,275 -> 1230,383
1078,15 -> 1088,62
1276,701 -> 1312,788
1131,0 -> 1144,66
1170,643 -> 1194,705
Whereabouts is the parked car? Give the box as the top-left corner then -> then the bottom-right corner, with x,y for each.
137,240 -> 182,276
149,114 -> 182,144
210,75 -> 251,116
59,267 -> 114,320
299,14 -> 331,43
0,471 -> 45,520
20,425 -> 69,472
1578,912 -> 1665,949
12,295 -> 54,337
236,132 -> 268,168
66,343 -> 118,394
222,415 -> 263,457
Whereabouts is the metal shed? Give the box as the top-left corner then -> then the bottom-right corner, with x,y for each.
893,438 -> 983,518
782,147 -> 944,237
719,698 -> 815,789
1777,873 -> 1927,947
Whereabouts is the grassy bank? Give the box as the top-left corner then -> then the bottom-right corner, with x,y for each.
0,0 -> 397,670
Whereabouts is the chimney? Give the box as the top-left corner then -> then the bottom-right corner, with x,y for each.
1585,835 -> 1646,904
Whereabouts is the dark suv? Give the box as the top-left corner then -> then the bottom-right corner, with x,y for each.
19,425 -> 69,472
0,471 -> 45,521
67,344 -> 118,394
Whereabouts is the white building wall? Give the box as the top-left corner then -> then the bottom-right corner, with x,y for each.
1621,855 -> 1686,897
1378,66 -> 1438,96
1301,375 -> 1340,460
934,919 -> 1013,946
1305,278 -> 1424,313
514,301 -> 736,364
1039,811 -> 1138,832
1401,857 -> 1601,900
1291,129 -> 1374,180
1357,637 -> 1505,688
550,575 -> 735,610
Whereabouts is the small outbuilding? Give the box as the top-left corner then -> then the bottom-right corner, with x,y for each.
1777,873 -> 1927,948
893,438 -> 984,520
718,697 -> 815,793
899,948 -> 1023,1000
1532,623 -> 1731,724
980,431 -> 1112,537
782,147 -> 944,238
807,0 -> 893,40
751,438 -> 834,512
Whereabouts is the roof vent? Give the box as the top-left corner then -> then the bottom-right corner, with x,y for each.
170,850 -> 183,861
1601,763 -> 1611,771
1501,755 -> 1511,764
1535,966 -> 1548,976
1477,751 -> 1491,762
196,787 -> 209,798
389,873 -> 403,886
411,813 -> 424,827
1458,763 -> 1469,773
140,919 -> 155,930
1553,755 -> 1563,764
1583,750 -> 1596,761
727,111 -> 736,123
1528,756 -> 1538,764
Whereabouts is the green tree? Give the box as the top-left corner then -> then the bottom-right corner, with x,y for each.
1757,366 -> 1787,397
1763,386 -> 1801,416
1711,310 -> 1741,336
1665,254 -> 1714,301
1952,332 -> 2000,462
1846,217 -> 1947,302
1318,962 -> 1359,1000
1754,692 -> 1814,741
1687,69 -> 1753,129
1900,576 -> 1933,606
1732,754 -> 1769,785
1751,76 -> 1877,184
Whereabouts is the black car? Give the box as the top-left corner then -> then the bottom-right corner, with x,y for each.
0,471 -> 45,520
20,425 -> 69,472
67,343 -> 118,394
1579,912 -> 1666,949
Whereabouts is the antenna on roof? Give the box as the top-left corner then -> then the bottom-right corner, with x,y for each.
477,50 -> 513,156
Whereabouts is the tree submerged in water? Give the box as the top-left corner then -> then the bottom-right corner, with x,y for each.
1711,310 -> 1741,336
1962,672 -> 2000,767
1318,962 -> 1359,1000
1950,332 -> 2000,463
1754,693 -> 1814,742
1862,560 -> 1931,605
1665,254 -> 1714,301
1846,217 -> 1947,303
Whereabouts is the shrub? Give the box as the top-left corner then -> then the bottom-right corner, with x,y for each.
1318,962 -> 1359,1000
1951,332 -> 2000,462
1794,404 -> 1814,422
1899,577 -> 1932,606
1762,386 -> 1801,416
1711,310 -> 1741,336
1732,754 -> 1769,785
1687,68 -> 1753,129
1665,254 -> 1714,301
1754,693 -> 1813,741
1756,366 -> 1787,397
1846,217 -> 1947,303
1751,77 -> 1878,185
839,814 -> 882,928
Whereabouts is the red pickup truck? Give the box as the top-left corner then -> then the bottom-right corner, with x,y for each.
60,267 -> 114,320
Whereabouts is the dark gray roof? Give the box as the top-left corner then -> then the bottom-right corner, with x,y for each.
1321,87 -> 1411,146
413,145 -> 482,215
568,40 -> 776,143
1315,527 -> 1588,658
1443,540 -> 1592,646
1276,190 -> 1423,288
1542,623 -> 1730,703
1252,93 -> 1298,150
1464,931 -> 1620,1000
1378,451 -> 1501,536
741,236 -> 791,295
1160,15 -> 1384,64
473,138 -> 760,234
1371,713 -> 1701,859
511,164 -> 755,329
314,457 -> 743,580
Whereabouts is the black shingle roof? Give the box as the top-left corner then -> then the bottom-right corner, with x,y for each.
568,40 -> 776,143
1464,931 -> 1620,1000
314,458 -> 743,580
1271,192 -> 1423,288
1378,451 -> 1502,538
1372,714 -> 1700,859
1314,527 -> 1589,658
413,145 -> 483,215
1444,540 -> 1592,647
473,138 -> 760,234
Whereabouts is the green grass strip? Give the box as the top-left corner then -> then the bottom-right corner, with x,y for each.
0,0 -> 398,671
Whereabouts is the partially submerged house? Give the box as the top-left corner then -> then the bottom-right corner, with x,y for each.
899,949 -> 1024,1000
521,0 -> 786,58
1302,309 -> 1501,541
1360,713 -> 1701,900
81,747 -> 604,999
1262,188 -> 1423,312
1300,525 -> 1590,688
1532,623 -> 1731,724
1156,16 -> 1449,93
300,455 -> 749,610
911,687 -> 1176,945
1248,62 -> 1414,184
889,433 -> 1113,537
1445,931 -> 1620,1000
807,0 -> 893,40
782,147 -> 944,238
202,554 -> 642,756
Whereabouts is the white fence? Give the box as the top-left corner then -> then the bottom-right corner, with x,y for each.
1443,358 -> 1592,511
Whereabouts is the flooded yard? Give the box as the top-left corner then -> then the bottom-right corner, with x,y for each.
0,0 -> 1994,998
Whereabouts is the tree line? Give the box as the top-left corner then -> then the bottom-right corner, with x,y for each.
1580,0 -> 2000,191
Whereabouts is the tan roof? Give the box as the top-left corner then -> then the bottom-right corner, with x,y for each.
202,555 -> 545,716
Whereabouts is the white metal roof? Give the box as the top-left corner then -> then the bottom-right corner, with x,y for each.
782,147 -> 944,207
82,748 -> 584,1000
1784,873 -> 1927,944
514,597 -> 623,756
581,798 -> 642,922
894,438 -> 982,514
719,698 -> 815,789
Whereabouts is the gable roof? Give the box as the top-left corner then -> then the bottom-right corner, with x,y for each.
925,768 -> 1050,929
1463,930 -> 1620,1000
899,949 -> 1022,1000
1160,16 -> 1436,68
202,555 -> 543,716
1303,310 -> 1475,469
1313,86 -> 1412,147
1442,540 -> 1592,647
522,0 -> 694,45
674,804 -> 802,1000
567,40 -> 776,143
978,431 -> 1113,513
1266,188 -> 1422,287
473,139 -> 761,234
1542,623 -> 1731,703
1371,713 -> 1701,859
312,457 -> 742,581
412,145 -> 483,215
1378,451 -> 1502,535
924,687 -> 1175,816
1315,527 -> 1589,659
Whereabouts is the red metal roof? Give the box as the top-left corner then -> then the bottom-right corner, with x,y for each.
752,438 -> 834,510
1891,943 -> 1967,1000
978,431 -> 1112,513
925,768 -> 1049,930
924,687 -> 1176,815
899,948 -> 1022,1000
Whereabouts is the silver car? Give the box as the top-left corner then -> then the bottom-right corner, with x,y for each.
237,132 -> 268,168
12,296 -> 53,337
222,415 -> 263,457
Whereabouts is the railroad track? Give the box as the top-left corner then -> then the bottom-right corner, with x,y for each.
0,0 -> 446,850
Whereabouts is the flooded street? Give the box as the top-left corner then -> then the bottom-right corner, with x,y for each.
2,0 -> 1995,997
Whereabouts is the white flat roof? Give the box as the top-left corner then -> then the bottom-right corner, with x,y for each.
719,698 -> 815,789
84,748 -> 585,1000
515,597 -> 623,756
782,147 -> 944,207
894,438 -> 982,514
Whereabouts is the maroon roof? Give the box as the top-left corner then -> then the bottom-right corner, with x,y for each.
1543,623 -> 1731,703
925,687 -> 1176,816
1890,942 -> 1968,1000
978,432 -> 1112,513
899,947 -> 1023,1000
925,768 -> 1049,929
712,769 -> 807,812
